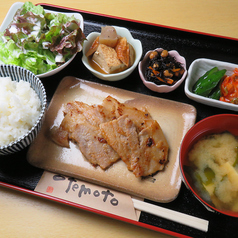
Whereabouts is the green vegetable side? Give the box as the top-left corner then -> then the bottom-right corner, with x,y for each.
0,2 -> 86,75
192,66 -> 226,98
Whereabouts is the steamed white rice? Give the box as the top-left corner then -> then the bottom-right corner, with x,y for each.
0,77 -> 41,147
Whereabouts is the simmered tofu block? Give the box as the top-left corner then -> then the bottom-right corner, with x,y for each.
92,44 -> 126,73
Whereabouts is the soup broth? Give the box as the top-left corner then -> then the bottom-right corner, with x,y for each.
188,132 -> 238,212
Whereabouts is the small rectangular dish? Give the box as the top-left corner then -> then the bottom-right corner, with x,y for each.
185,58 -> 238,111
27,77 -> 196,203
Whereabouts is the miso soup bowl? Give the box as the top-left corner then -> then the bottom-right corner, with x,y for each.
179,114 -> 238,217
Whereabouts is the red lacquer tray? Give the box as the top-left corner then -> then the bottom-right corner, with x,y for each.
1,3 -> 238,238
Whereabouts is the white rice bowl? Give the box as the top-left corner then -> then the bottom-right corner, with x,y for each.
0,77 -> 41,147
0,64 -> 47,156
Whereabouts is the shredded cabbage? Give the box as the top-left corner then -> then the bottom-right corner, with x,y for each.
0,2 -> 85,75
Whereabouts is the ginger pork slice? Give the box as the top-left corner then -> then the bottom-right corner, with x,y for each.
134,120 -> 169,177
50,102 -> 85,148
100,115 -> 169,177
51,101 -> 120,169
64,101 -> 110,127
70,121 -> 120,169
99,114 -> 140,171
102,96 -> 152,130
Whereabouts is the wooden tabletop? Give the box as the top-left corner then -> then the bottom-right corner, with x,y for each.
0,1 -> 238,237
1,0 -> 238,39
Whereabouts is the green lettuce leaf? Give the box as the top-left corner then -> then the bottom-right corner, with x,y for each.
0,1 -> 85,75
19,1 -> 45,15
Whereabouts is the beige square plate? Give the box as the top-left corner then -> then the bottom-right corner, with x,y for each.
27,77 -> 196,202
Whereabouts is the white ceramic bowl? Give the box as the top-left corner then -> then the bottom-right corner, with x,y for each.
138,48 -> 187,93
82,26 -> 142,81
0,2 -> 84,78
0,65 -> 47,156
185,58 -> 238,111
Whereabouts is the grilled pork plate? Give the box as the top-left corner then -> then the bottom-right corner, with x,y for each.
51,96 -> 169,177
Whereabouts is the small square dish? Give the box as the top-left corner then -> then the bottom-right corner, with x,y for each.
185,58 -> 238,111
0,2 -> 84,78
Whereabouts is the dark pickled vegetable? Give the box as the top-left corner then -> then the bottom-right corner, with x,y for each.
145,50 -> 185,86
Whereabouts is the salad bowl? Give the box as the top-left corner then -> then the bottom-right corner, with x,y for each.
0,2 -> 84,78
